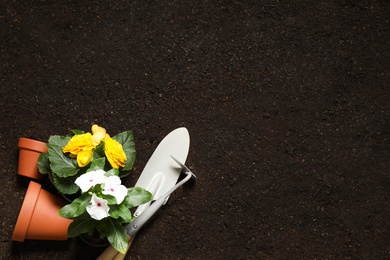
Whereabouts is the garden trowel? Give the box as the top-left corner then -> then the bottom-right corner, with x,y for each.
97,127 -> 190,260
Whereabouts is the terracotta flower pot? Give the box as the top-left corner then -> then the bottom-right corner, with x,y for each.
12,181 -> 73,242
18,138 -> 48,181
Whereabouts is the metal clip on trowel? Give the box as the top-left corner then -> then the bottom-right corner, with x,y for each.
97,156 -> 196,260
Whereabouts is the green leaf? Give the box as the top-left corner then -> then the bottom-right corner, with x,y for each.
37,152 -> 50,174
93,142 -> 105,159
67,212 -> 97,238
48,144 -> 79,177
103,218 -> 129,254
48,135 -> 71,148
112,131 -> 136,172
109,204 -> 132,222
105,168 -> 119,177
59,192 -> 91,218
89,158 -> 105,171
124,187 -> 153,209
101,194 -> 117,205
95,222 -> 109,238
71,129 -> 84,135
50,173 -> 79,194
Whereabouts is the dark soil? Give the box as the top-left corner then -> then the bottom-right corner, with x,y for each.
1,0 -> 389,259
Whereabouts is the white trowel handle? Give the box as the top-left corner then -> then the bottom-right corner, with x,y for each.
96,235 -> 135,260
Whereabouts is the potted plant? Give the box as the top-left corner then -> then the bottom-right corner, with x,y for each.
35,124 -> 153,254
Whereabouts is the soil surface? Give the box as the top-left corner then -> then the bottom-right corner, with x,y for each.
1,0 -> 389,259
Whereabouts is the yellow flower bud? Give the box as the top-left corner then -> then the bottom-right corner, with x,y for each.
77,148 -> 94,167
62,133 -> 94,157
104,137 -> 127,169
91,124 -> 107,146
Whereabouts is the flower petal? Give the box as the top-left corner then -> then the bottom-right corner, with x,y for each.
75,169 -> 106,193
62,133 -> 94,156
91,125 -> 107,146
104,137 -> 127,168
86,194 -> 109,220
103,175 -> 121,187
103,184 -> 128,204
102,176 -> 128,204
76,148 -> 93,167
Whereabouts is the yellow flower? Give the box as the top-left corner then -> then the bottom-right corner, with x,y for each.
77,148 -> 94,167
62,133 -> 94,158
104,137 -> 127,168
62,125 -> 126,168
91,124 -> 106,146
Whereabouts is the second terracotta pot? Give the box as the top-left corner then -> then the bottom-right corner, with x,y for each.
12,181 -> 73,242
17,137 -> 48,181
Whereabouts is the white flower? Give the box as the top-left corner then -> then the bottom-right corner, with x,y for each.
75,169 -> 106,193
86,194 -> 110,220
102,175 -> 128,204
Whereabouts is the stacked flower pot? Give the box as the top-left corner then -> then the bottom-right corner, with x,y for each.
12,138 -> 72,242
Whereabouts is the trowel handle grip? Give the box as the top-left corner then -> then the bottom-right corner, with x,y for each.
96,235 -> 135,260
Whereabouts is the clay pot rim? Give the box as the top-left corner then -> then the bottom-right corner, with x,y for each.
12,181 -> 41,242
18,138 -> 48,153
